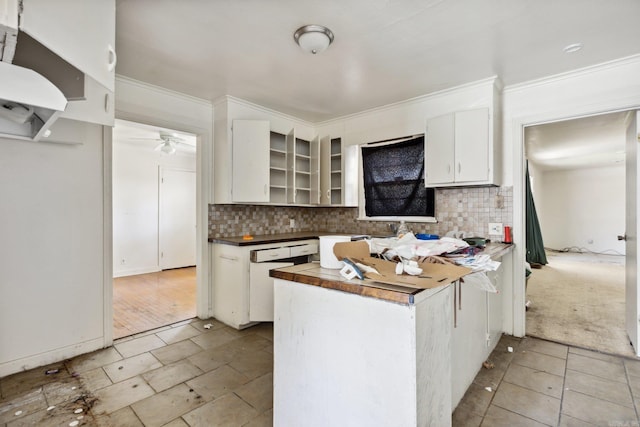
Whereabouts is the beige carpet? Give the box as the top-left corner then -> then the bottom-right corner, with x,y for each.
525,251 -> 638,358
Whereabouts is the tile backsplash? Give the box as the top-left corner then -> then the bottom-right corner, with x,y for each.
209,186 -> 512,240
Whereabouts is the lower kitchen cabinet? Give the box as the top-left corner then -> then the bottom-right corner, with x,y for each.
211,240 -> 318,329
451,252 -> 509,409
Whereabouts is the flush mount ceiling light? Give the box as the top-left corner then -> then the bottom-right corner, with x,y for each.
563,42 -> 583,54
294,25 -> 334,54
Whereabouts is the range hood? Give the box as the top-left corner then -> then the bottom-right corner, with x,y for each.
0,60 -> 67,141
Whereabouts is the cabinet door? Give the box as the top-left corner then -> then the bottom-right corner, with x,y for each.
454,108 -> 490,183
286,130 -> 296,203
232,120 -> 270,203
425,113 -> 455,185
310,136 -> 320,204
212,245 -> 248,328
20,0 -> 116,92
319,136 -> 332,205
249,261 -> 292,321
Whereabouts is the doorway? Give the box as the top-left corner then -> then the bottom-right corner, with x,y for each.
523,111 -> 631,356
112,119 -> 198,339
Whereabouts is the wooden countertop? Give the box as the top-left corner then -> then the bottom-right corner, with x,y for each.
209,231 -> 349,246
270,262 -> 423,305
269,242 -> 514,305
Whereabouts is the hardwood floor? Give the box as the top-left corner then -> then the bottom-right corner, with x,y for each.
113,267 -> 196,339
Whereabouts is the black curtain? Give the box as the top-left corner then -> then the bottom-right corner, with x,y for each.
361,136 -> 435,217
526,161 -> 548,265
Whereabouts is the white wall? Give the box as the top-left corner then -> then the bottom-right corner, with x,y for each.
535,165 -> 625,255
112,139 -> 196,277
0,120 -> 108,377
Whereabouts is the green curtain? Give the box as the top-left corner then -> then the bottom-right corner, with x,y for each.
526,162 -> 548,265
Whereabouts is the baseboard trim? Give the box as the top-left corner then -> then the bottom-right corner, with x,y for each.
0,337 -> 106,378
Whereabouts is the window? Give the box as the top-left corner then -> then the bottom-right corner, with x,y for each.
361,135 -> 435,220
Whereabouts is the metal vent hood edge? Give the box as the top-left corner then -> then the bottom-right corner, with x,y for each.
0,60 -> 67,141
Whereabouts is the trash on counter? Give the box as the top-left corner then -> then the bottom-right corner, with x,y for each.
340,259 -> 363,280
332,240 -> 471,289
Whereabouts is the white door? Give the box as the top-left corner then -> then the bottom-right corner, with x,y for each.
160,168 -> 196,270
625,110 -> 640,356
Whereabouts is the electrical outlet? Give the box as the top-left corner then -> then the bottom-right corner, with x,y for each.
290,218 -> 296,228
488,223 -> 502,235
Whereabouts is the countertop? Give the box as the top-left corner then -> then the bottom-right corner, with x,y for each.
270,242 -> 514,305
209,231 -> 350,246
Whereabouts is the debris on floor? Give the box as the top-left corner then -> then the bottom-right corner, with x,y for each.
507,346 -> 514,353
482,360 -> 495,370
484,387 -> 493,392
204,323 -> 213,329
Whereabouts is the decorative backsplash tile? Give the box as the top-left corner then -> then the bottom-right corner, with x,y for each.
209,186 -> 513,240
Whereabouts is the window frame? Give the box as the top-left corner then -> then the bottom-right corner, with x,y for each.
357,135 -> 437,223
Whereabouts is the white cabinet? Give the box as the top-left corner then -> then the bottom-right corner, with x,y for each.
450,249 -> 510,410
320,136 -> 343,205
287,136 -> 319,204
232,120 -> 270,203
8,0 -> 116,126
20,0 -> 116,92
426,108 -> 495,187
212,240 -> 318,328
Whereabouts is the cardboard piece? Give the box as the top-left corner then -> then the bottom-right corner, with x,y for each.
333,240 -> 472,290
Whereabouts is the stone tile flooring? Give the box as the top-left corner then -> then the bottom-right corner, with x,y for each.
1,319 -> 639,426
453,335 -> 640,426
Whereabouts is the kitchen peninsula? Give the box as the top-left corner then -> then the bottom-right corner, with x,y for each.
269,243 -> 513,426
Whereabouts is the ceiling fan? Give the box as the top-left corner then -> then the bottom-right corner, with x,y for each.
154,130 -> 189,155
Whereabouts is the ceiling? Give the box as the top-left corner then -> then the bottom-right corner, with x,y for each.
113,119 -> 196,154
115,0 -> 640,123
525,111 -> 630,172
114,0 -> 640,169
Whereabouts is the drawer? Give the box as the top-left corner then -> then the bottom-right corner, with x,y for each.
251,246 -> 291,262
290,243 -> 318,257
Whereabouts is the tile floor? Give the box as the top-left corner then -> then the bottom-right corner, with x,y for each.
453,335 -> 640,426
1,319 -> 639,426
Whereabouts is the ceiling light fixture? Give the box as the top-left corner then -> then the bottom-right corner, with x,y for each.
158,140 -> 176,155
294,25 -> 334,54
563,43 -> 583,54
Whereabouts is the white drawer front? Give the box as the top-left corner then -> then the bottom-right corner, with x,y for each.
290,243 -> 319,257
253,247 -> 291,262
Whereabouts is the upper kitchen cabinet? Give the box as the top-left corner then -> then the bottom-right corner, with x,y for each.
287,135 -> 319,205
19,0 -> 116,92
8,0 -> 116,126
319,136 -> 343,206
425,107 -> 500,187
232,120 -> 270,203
213,96 -> 321,206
